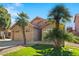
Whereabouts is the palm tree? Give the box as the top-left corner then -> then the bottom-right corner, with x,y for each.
0,5 -> 11,39
45,28 -> 71,55
16,12 -> 29,45
48,5 -> 71,29
45,5 -> 71,55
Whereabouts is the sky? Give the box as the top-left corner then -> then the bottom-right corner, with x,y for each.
0,3 -> 79,29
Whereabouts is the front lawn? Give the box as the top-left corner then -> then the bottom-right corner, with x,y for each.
4,44 -> 79,56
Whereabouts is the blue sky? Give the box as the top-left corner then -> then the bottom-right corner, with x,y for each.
0,3 -> 79,29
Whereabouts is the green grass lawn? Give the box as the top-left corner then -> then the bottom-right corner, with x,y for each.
4,44 -> 79,56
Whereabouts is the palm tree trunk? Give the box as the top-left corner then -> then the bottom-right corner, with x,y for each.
53,39 -> 62,55
53,20 -> 63,55
56,20 -> 60,29
54,39 -> 61,48
22,27 -> 26,45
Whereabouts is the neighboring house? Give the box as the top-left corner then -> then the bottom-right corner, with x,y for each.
10,17 -> 64,41
0,29 -> 11,39
66,14 -> 79,35
74,14 -> 79,35
67,27 -> 76,35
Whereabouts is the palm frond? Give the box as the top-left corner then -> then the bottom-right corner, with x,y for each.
16,12 -> 29,28
48,5 -> 71,24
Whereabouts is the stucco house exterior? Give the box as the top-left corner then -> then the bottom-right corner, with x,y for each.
10,17 -> 64,41
72,14 -> 79,35
0,29 -> 11,39
74,14 -> 79,35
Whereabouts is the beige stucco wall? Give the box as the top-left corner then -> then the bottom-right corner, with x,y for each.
42,24 -> 54,40
11,23 -> 39,41
11,21 -> 64,41
11,25 -> 23,40
25,24 -> 34,41
42,23 -> 64,40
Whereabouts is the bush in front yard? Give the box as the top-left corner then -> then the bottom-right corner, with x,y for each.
65,33 -> 79,43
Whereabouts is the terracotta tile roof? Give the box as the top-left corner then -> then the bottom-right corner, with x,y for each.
10,21 -> 40,30
31,16 -> 47,24
10,16 -> 53,30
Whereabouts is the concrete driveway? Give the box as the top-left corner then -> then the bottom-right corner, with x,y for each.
0,39 -> 79,50
0,39 -> 23,50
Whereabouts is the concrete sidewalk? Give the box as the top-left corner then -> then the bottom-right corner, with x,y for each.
65,42 -> 79,47
0,39 -> 12,41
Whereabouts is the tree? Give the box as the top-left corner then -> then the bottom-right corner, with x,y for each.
0,5 -> 11,39
16,12 -> 29,45
45,29 -> 71,55
48,5 -> 71,29
45,5 -> 71,55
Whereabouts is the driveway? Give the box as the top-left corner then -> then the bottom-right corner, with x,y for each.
0,40 -> 54,50
0,39 -> 23,50
0,39 -> 79,50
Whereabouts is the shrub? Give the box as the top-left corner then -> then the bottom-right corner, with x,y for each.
65,33 -> 79,43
